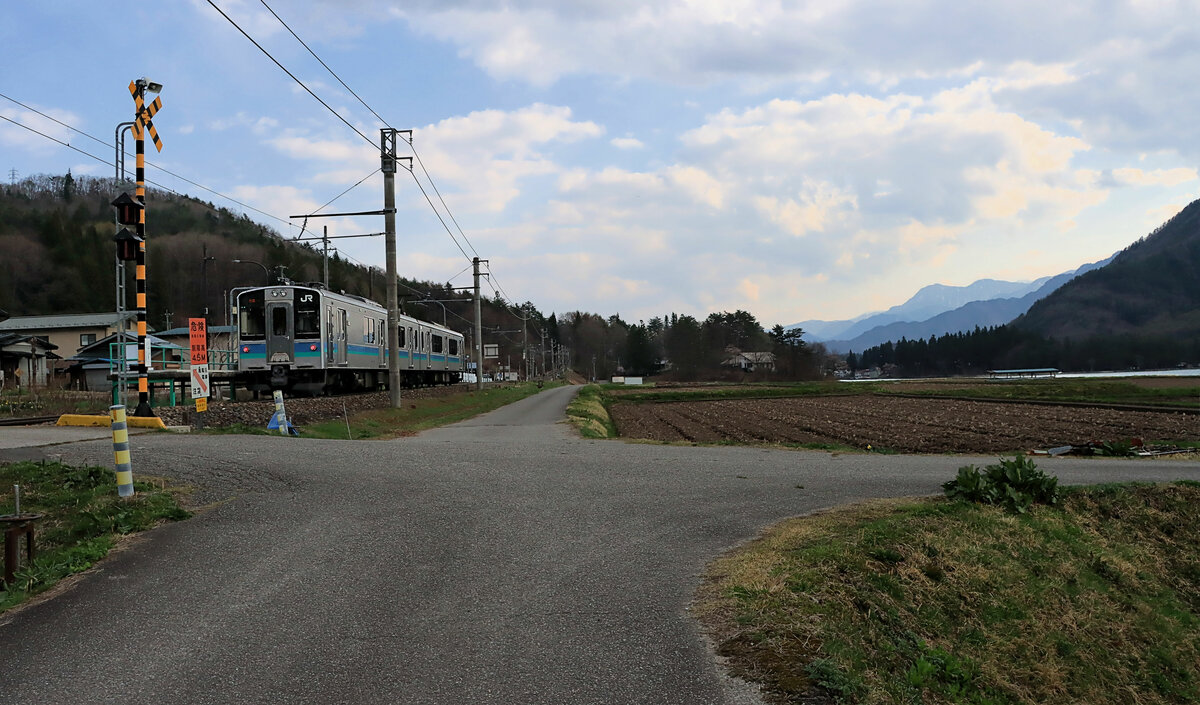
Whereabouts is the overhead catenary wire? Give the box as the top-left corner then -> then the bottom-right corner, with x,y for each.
254,5 -> 490,272
257,0 -> 390,129
205,0 -> 376,148
0,91 -> 301,232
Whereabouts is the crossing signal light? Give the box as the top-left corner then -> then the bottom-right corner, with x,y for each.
112,192 -> 142,226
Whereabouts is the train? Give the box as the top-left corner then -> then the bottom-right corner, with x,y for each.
234,284 -> 465,394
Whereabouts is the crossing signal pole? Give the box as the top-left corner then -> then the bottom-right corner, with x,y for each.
129,77 -> 163,417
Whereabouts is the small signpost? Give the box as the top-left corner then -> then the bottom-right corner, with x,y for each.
189,318 -> 209,428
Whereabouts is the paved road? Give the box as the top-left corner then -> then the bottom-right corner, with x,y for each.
2,386 -> 1199,704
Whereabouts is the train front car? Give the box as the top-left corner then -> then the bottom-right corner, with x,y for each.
236,285 -> 325,394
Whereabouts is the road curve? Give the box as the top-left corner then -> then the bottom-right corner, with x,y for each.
2,384 -> 1198,704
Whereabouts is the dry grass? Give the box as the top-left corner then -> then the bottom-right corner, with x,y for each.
697,483 -> 1200,704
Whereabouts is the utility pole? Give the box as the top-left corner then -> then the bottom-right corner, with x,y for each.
201,242 -> 214,319
382,128 -> 401,408
473,257 -> 486,391
322,225 -> 330,288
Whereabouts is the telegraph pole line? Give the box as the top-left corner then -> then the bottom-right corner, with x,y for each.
322,225 -> 330,288
473,257 -> 487,391
382,128 -> 401,408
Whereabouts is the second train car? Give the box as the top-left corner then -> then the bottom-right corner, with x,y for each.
235,284 -> 465,394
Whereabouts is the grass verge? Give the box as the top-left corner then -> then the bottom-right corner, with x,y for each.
302,382 -> 558,439
696,481 -> 1200,704
0,460 -> 191,613
567,384 -> 617,438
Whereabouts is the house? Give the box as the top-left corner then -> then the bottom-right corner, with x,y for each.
64,332 -> 183,391
0,333 -> 58,389
155,325 -> 237,368
0,312 -> 140,360
722,349 -> 777,372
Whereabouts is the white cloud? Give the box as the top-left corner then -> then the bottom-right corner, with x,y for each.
1111,167 -> 1198,187
611,136 -> 644,150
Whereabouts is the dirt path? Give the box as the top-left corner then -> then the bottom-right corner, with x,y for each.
609,396 -> 1200,453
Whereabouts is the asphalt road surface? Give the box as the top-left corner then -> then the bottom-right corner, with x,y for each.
2,385 -> 1199,704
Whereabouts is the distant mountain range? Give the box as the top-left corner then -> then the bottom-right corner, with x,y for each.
792,260 -> 1111,354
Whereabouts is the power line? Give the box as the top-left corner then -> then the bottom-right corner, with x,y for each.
408,138 -> 480,258
205,0 -> 375,147
257,0 -> 390,129
0,114 -> 114,171
407,168 -> 472,263
255,7 -> 487,270
0,91 -> 301,231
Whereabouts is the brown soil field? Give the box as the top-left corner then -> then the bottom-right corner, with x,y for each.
608,396 -> 1200,454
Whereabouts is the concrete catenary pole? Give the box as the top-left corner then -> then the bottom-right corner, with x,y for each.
473,257 -> 485,391
382,129 -> 402,408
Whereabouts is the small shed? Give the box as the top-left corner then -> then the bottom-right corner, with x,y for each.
0,333 -> 59,389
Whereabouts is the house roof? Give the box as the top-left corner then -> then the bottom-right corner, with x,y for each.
0,311 -> 139,331
0,332 -> 58,349
157,325 -> 236,337
70,332 -> 182,361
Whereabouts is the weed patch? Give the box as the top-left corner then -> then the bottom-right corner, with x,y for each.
0,460 -> 191,612
567,385 -> 616,439
697,483 -> 1200,704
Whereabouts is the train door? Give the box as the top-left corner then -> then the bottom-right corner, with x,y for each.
378,319 -> 386,367
336,308 -> 349,366
326,305 -> 334,365
266,301 -> 293,363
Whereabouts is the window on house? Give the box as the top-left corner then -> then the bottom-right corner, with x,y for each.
80,333 -> 97,346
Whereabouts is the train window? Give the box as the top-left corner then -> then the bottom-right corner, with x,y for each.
432,335 -> 443,354
272,306 -> 289,336
363,318 -> 371,343
295,294 -> 319,337
239,297 -> 265,339
449,339 -> 459,356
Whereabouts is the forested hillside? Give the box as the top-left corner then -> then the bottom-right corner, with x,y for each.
1014,198 -> 1200,339
855,200 -> 1200,375
0,173 -> 829,381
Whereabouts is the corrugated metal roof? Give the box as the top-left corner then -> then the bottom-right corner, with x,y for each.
0,312 -> 137,331
157,325 -> 236,336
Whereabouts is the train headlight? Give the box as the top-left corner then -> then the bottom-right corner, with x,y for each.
242,346 -> 250,353
310,344 -> 318,351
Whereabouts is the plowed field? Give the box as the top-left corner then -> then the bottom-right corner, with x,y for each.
608,396 -> 1200,453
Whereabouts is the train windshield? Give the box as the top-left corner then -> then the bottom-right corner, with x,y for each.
239,294 -> 266,339
295,292 -> 320,337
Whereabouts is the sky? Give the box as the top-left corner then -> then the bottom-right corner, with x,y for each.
2,0 -> 1198,329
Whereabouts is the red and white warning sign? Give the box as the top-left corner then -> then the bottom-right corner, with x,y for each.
189,318 -> 210,399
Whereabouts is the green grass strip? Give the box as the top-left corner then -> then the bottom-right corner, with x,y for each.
0,460 -> 191,613
567,384 -> 617,438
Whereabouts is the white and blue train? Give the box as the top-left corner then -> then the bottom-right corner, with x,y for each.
235,284 -> 465,394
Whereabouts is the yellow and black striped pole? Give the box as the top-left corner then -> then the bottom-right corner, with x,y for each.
110,405 -> 135,498
129,79 -> 162,417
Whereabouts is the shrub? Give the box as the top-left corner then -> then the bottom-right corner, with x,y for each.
942,455 -> 1060,514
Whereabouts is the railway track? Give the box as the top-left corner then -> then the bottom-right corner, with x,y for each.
0,415 -> 60,427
